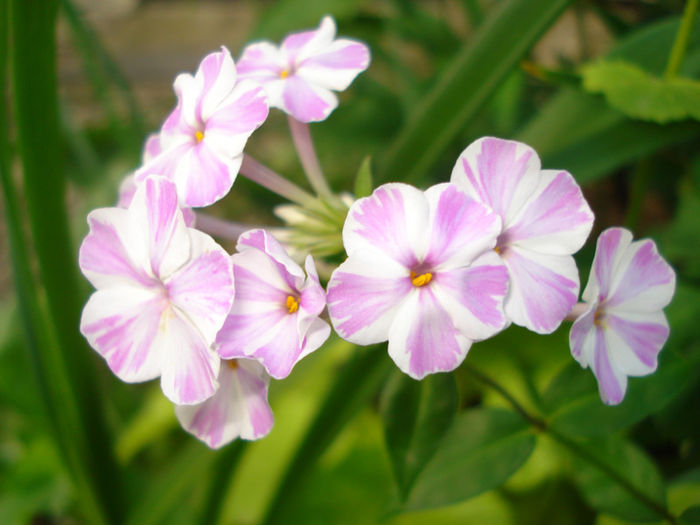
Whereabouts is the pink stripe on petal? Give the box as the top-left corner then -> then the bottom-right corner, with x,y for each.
388,289 -> 470,379
166,229 -> 234,343
175,142 -> 240,207
424,183 -> 500,269
205,81 -> 268,140
587,227 -> 630,302
296,40 -> 370,91
195,47 -> 238,122
281,75 -> 337,123
237,229 -> 305,289
503,248 -> 579,334
592,328 -> 626,405
238,42 -> 285,78
568,304 -> 596,362
216,307 -> 287,359
606,313 -> 669,371
248,314 -> 302,379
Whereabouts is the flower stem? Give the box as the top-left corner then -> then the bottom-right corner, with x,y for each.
464,364 -> 677,524
565,302 -> 589,321
239,154 -> 315,206
288,115 -> 333,199
194,213 -> 255,242
665,0 -> 699,79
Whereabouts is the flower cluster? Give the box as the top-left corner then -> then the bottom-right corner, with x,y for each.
79,16 -> 676,449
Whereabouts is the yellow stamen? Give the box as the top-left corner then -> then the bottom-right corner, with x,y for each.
494,246 -> 502,254
195,130 -> 204,143
286,295 -> 299,314
593,309 -> 604,327
410,271 -> 433,287
227,360 -> 239,370
280,69 -> 290,79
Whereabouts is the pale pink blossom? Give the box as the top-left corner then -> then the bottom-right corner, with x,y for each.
176,359 -> 274,448
216,229 -> 331,379
570,228 -> 675,405
79,176 -> 234,405
135,47 -> 269,207
327,183 -> 509,379
451,137 -> 594,334
237,16 -> 370,123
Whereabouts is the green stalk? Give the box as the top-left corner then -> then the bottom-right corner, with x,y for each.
464,365 -> 677,524
665,0 -> 699,78
8,0 -> 123,522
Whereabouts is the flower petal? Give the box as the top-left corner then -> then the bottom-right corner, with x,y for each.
162,73 -> 198,140
280,74 -> 338,122
158,313 -> 220,405
387,288 -> 470,379
342,183 -> 429,268
79,207 -> 154,289
281,16 -> 336,65
296,38 -> 370,91
502,246 -> 580,334
605,310 -> 669,376
450,137 -> 541,226
504,169 -> 593,255
423,183 -> 501,270
582,227 -> 633,303
432,251 -> 508,341
237,229 -> 305,287
80,286 -> 163,382
298,255 -> 327,337
166,229 -> 234,344
592,328 -> 627,405
327,249 -> 412,345
175,359 -> 273,448
569,302 -> 596,363
130,176 -> 191,279
238,41 -> 285,80
194,47 -> 238,122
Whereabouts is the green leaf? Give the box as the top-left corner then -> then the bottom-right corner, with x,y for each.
353,156 -> 374,198
582,60 -> 700,124
546,352 -> 692,437
571,436 -> 667,522
381,371 -> 459,499
680,506 -> 700,524
402,408 -> 536,511
658,186 -> 700,280
379,0 -> 573,184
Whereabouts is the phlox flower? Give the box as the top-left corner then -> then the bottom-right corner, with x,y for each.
79,176 -> 235,405
176,358 -> 274,449
569,227 -> 676,405
135,47 -> 269,207
237,15 -> 370,123
216,229 -> 331,379
327,183 -> 509,380
451,137 -> 594,334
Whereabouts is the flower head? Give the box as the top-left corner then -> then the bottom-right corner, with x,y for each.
79,176 -> 235,405
451,137 -> 594,334
569,227 -> 676,405
135,47 -> 269,207
237,16 -> 370,123
216,229 -> 331,379
176,358 -> 274,448
327,183 -> 509,379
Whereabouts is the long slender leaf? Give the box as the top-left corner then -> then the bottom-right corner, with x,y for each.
261,347 -> 393,525
378,0 -> 573,184
8,0 -> 122,522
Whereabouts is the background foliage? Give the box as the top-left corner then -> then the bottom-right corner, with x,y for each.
1,0 -> 699,524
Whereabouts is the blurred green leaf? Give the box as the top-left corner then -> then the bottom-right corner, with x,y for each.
381,371 -> 458,499
658,185 -> 700,280
680,506 -> 700,524
582,60 -> 700,124
354,156 -> 374,198
379,0 -> 573,184
401,408 -> 536,511
546,352 -> 692,437
571,436 -> 667,522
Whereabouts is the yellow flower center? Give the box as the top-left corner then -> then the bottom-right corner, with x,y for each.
280,69 -> 290,79
227,360 -> 239,370
494,246 -> 502,254
286,295 -> 299,314
593,309 -> 605,327
410,271 -> 433,287
195,130 -> 204,143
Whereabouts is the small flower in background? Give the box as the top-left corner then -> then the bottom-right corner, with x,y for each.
79,176 -> 235,405
451,137 -> 594,334
176,358 -> 274,449
327,183 -> 509,379
136,47 -> 269,207
569,227 -> 676,405
216,229 -> 331,379
237,15 -> 370,123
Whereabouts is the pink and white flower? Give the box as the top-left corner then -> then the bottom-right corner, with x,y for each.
569,227 -> 676,405
216,229 -> 331,379
176,358 -> 274,448
451,137 -> 594,334
237,16 -> 370,123
135,47 -> 269,207
79,176 -> 235,405
327,183 -> 509,380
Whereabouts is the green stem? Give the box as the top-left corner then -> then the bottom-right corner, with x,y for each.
625,158 -> 652,231
9,0 -> 123,522
665,0 -> 699,79
465,364 -> 677,524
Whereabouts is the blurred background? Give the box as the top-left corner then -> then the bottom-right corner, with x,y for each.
1,0 -> 699,524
